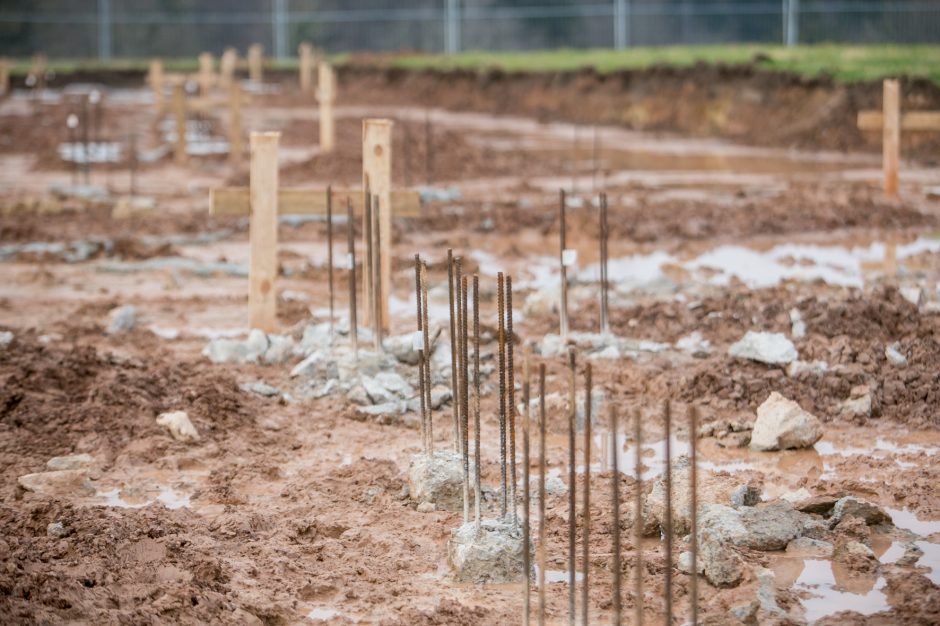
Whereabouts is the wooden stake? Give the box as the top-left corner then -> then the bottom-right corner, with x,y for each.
317,62 -> 336,153
197,52 -> 215,96
299,42 -> 314,94
248,132 -> 280,332
538,363 -> 548,626
883,79 -> 900,196
148,59 -> 165,113
172,82 -> 187,164
219,48 -> 237,90
228,83 -> 243,167
362,119 -> 393,331
248,44 -> 263,83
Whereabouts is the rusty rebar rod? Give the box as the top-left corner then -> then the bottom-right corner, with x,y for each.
599,192 -> 610,335
559,188 -> 569,337
472,274 -> 482,529
506,274 -> 518,527
346,198 -> 358,357
448,250 -> 460,453
567,348 -> 577,626
611,406 -> 622,626
582,363 -> 592,626
523,352 -> 532,626
664,400 -> 673,625
414,254 -> 428,456
634,408 -> 644,626
421,261 -> 433,452
327,185 -> 335,340
689,405 -> 699,626
498,272 -> 508,519
538,363 -> 547,626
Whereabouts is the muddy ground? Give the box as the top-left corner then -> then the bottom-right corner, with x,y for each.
0,69 -> 939,625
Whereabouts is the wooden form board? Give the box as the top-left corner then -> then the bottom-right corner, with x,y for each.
362,119 -> 393,330
209,187 -> 421,217
317,62 -> 336,153
249,132 -> 280,331
857,111 -> 940,132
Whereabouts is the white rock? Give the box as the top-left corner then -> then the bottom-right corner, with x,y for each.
675,331 -> 711,358
0,331 -> 13,348
409,450 -> 467,511
204,330 -> 294,365
18,469 -> 93,496
448,518 -> 529,583
789,308 -> 806,339
240,381 -> 280,397
786,360 -> 828,377
156,410 -> 200,442
839,385 -> 872,418
106,305 -> 137,334
900,286 -> 924,307
728,331 -> 798,365
749,392 -> 822,451
885,343 -> 907,366
46,453 -> 95,471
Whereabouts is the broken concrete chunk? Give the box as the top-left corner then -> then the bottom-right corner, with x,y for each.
106,305 -> 137,334
678,550 -> 704,575
838,385 -> 872,418
203,329 -> 295,365
18,469 -> 93,496
731,484 -> 762,508
789,308 -> 806,339
448,518 -> 529,584
699,528 -> 746,587
645,456 -> 694,535
46,521 -> 68,538
728,331 -> 798,365
675,331 -> 711,358
785,359 -> 828,378
408,450 -> 467,512
736,501 -> 804,550
0,330 -> 14,348
786,537 -> 834,558
749,392 -> 823,451
46,453 -> 95,471
156,410 -> 200,442
239,381 -> 280,397
384,327 -> 442,365
829,496 -> 890,527
900,286 -> 924,307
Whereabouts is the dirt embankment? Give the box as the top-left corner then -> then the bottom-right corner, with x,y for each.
336,62 -> 940,160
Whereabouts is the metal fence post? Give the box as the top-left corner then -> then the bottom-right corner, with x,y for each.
785,0 -> 800,47
273,0 -> 288,60
97,0 -> 112,61
445,0 -> 460,54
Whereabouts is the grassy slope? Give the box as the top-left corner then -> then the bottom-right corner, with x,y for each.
8,45 -> 940,86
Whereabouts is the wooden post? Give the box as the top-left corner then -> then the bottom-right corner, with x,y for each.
883,79 -> 900,196
317,62 -> 336,153
148,59 -> 165,112
362,119 -> 393,331
228,84 -> 243,167
249,132 -> 280,331
30,54 -> 46,93
0,59 -> 10,97
248,44 -> 263,83
197,52 -> 215,96
172,82 -> 187,164
298,42 -> 314,94
219,48 -> 237,89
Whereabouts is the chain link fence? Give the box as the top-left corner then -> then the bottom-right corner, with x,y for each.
0,1 -> 938,60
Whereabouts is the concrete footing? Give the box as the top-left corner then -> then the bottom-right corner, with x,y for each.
448,518 -> 529,584
408,450 -> 466,512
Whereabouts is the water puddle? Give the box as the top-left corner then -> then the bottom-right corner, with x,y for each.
886,508 -> 940,537
307,607 -> 341,622
94,484 -> 192,510
790,559 -> 889,622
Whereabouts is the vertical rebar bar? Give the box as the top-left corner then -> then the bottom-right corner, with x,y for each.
689,405 -> 699,626
327,185 -> 334,340
567,348 -> 577,626
498,272 -> 508,519
559,188 -> 569,337
421,261 -> 433,453
448,250 -> 460,453
472,274 -> 482,529
523,352 -> 532,626
634,409 -> 644,626
414,255 -> 428,456
461,271 -> 471,524
538,363 -> 547,626
506,275 -> 518,527
581,363 -> 592,626
599,192 -> 610,335
611,406 -> 621,626
346,198 -> 358,356
664,400 -> 673,625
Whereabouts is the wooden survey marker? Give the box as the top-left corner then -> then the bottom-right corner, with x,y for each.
248,44 -> 263,83
249,132 -> 280,331
362,119 -> 393,330
197,52 -> 215,95
208,135 -> 421,331
299,43 -> 315,94
857,79 -> 940,196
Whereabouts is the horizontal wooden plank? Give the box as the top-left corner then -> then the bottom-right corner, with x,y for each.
857,110 -> 940,132
209,187 -> 422,217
